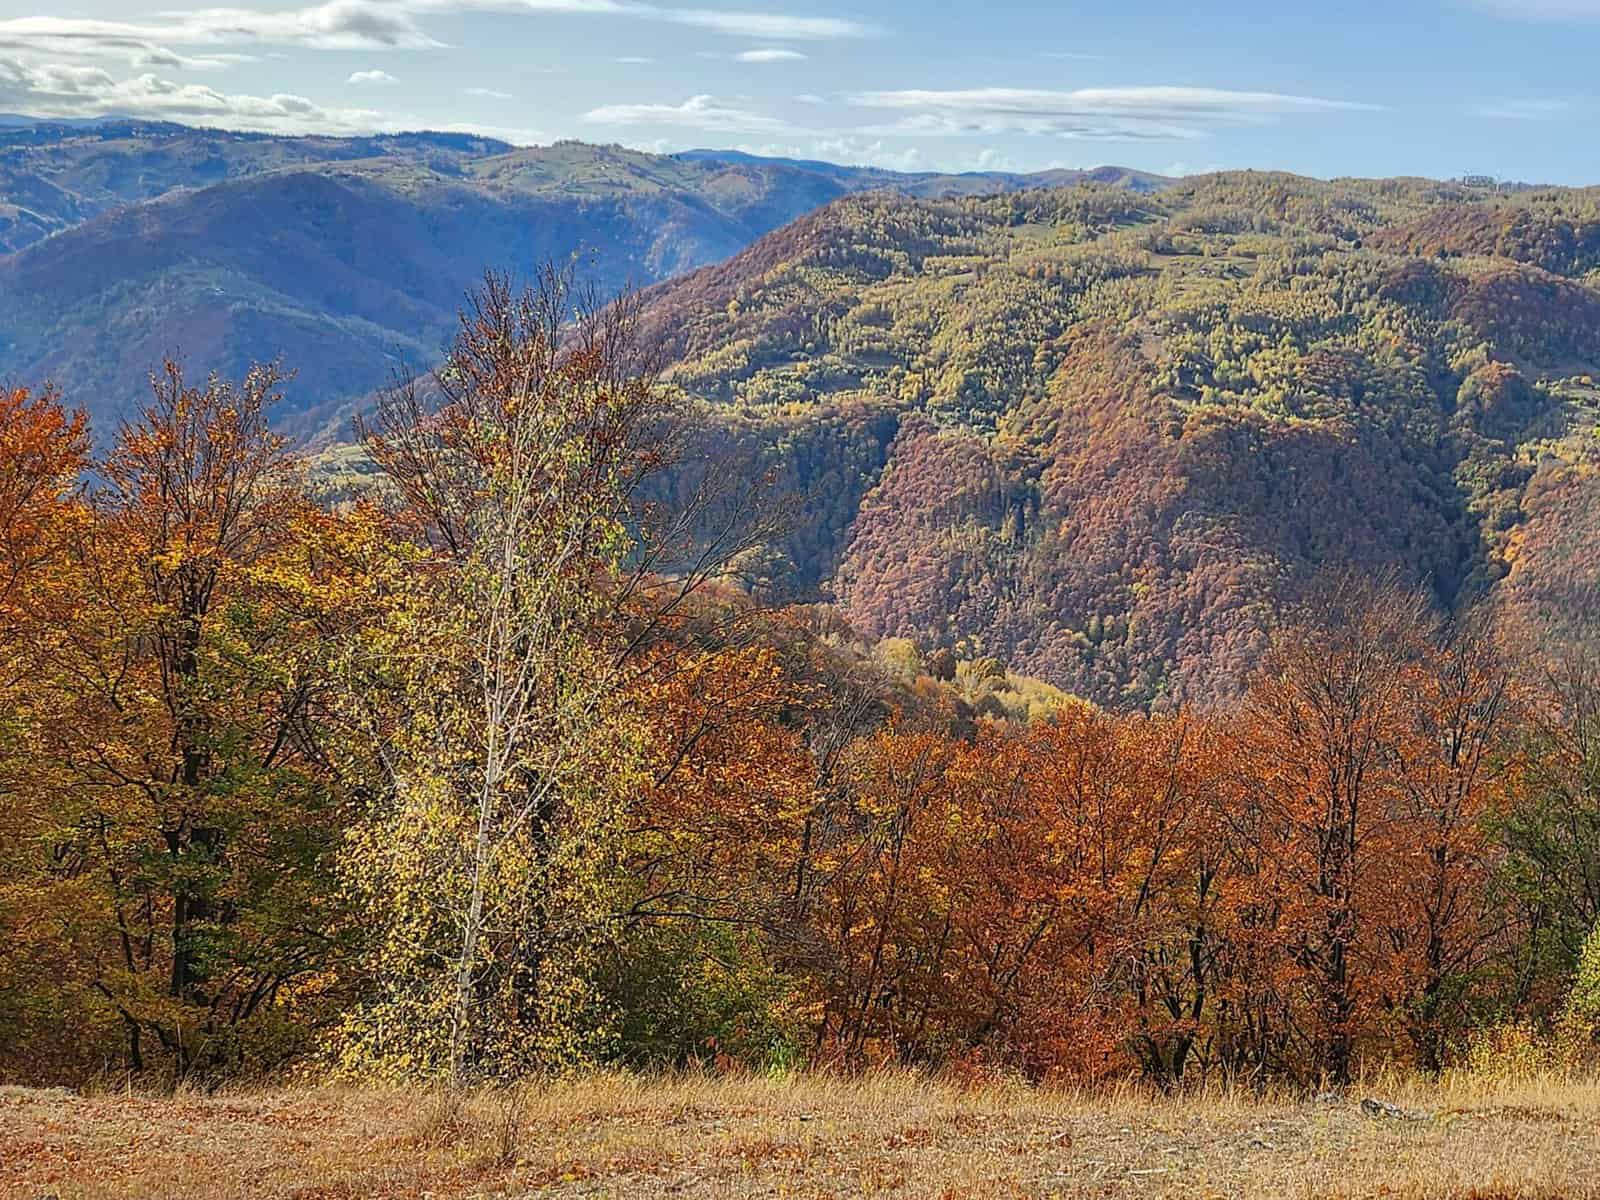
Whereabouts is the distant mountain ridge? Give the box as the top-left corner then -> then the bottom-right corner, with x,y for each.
0,118 -> 516,254
672,148 -> 1171,195
0,118 -> 1167,441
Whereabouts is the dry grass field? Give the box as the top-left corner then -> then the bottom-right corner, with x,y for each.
4,1071 -> 1599,1200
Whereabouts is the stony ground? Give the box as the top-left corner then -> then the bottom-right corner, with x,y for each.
4,1071 -> 1599,1199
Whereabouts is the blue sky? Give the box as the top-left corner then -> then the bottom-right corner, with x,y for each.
1,0 -> 1596,183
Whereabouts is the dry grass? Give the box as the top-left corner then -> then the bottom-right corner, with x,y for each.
4,1070 -> 1599,1199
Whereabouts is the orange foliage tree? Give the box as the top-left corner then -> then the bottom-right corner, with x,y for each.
1221,577 -> 1515,1084
5,364 -> 360,1081
0,387 -> 91,1080
800,709 -> 1226,1082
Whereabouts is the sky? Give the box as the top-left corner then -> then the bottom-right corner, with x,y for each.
1,0 -> 1597,184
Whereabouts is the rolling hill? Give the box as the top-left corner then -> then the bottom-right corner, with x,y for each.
0,119 -> 1164,442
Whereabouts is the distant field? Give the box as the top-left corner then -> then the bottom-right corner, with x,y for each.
5,1072 -> 1599,1199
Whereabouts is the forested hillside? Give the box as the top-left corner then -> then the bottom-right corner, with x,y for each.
7,131 -> 1600,1096
632,175 -> 1600,706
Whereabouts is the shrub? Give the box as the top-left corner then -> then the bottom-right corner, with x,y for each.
1558,922 -> 1600,1067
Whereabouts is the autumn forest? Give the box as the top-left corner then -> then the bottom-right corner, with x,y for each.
4,251 -> 1600,1106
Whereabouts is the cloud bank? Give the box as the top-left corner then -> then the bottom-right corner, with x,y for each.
584,93 -> 789,133
850,86 -> 1381,141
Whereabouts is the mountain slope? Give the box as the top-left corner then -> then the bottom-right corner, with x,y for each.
0,156 -> 815,440
632,174 -> 1600,706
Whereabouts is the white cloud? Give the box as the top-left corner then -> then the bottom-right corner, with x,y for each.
0,52 -> 549,142
1472,98 -> 1571,120
419,0 -> 876,39
0,0 -> 872,143
0,5 -> 442,58
723,138 -> 1029,174
466,86 -> 514,99
0,0 -> 867,138
641,6 -> 873,39
0,29 -> 259,73
735,48 -> 808,63
808,136 -> 925,171
0,2 -> 875,72
850,86 -> 1380,142
971,146 -> 1013,171
584,93 -> 787,133
613,56 -> 655,64
795,93 -> 826,105
0,53 -> 387,133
